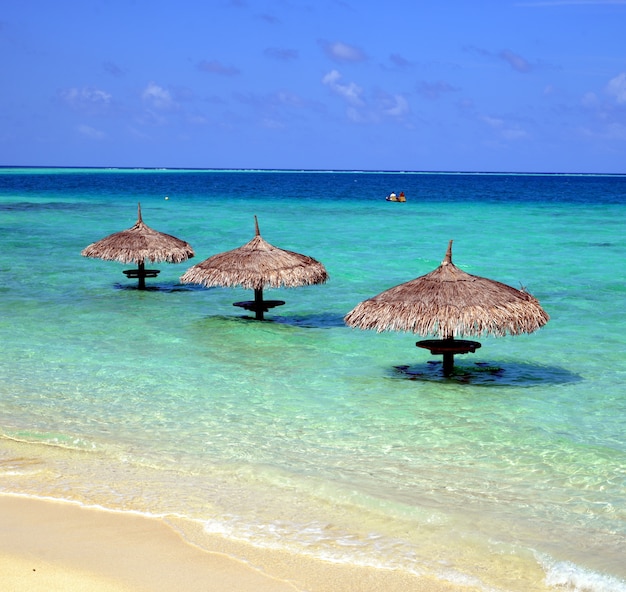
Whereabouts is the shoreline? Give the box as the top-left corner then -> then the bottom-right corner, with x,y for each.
0,494 -> 298,592
0,494 -> 470,592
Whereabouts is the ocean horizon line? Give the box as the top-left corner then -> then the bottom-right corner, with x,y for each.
1,165 -> 625,177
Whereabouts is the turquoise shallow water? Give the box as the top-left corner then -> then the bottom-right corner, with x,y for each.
1,169 -> 625,591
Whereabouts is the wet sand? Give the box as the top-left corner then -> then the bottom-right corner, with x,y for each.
0,494 -> 469,592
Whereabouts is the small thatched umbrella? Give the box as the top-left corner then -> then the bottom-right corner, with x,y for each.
180,216 -> 329,320
81,203 -> 194,289
344,240 -> 549,376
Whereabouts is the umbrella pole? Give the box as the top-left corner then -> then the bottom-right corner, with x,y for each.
417,337 -> 481,377
442,335 -> 455,377
254,287 -> 264,320
137,260 -> 146,290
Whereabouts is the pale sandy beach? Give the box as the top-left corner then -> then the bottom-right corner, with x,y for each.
0,494 -> 468,592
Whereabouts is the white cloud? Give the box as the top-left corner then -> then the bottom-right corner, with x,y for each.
482,115 -> 505,128
137,109 -> 168,126
601,122 -> 626,139
580,121 -> 626,140
142,82 -> 177,110
128,126 -> 151,140
384,95 -> 409,117
581,91 -> 598,107
323,73 -> 411,125
320,41 -> 367,63
502,128 -> 529,140
481,115 -> 528,140
60,87 -> 112,111
606,72 -> 626,104
77,124 -> 105,139
322,70 -> 364,106
346,106 -> 365,123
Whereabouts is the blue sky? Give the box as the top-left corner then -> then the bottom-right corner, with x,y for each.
2,0 -> 626,173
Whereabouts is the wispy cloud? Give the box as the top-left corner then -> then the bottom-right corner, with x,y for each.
77,124 -> 106,139
230,89 -> 321,131
606,72 -> 626,104
322,71 -> 411,124
467,46 -> 534,73
516,0 -> 626,6
417,81 -> 460,100
322,70 -> 364,106
319,40 -> 367,63
103,61 -> 125,77
584,122 -> 626,141
59,87 -> 113,112
264,47 -> 299,61
257,13 -> 280,24
142,82 -> 177,111
579,73 -> 626,141
499,49 -> 533,73
389,53 -> 412,68
378,93 -> 410,118
481,115 -> 529,140
197,60 -> 241,76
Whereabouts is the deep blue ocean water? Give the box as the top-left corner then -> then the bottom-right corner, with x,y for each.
1,168 -> 625,591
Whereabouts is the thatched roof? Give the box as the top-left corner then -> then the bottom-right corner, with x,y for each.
180,217 -> 328,289
81,203 -> 194,264
344,240 -> 549,338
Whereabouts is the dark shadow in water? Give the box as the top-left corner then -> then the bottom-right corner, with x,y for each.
263,313 -> 347,329
207,311 -> 347,328
113,282 -> 208,293
0,201 -> 86,212
388,360 -> 582,386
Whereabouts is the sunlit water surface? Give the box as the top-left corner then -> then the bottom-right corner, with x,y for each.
1,169 -> 625,591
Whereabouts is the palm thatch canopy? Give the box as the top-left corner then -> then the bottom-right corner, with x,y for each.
181,216 -> 328,319
345,240 -> 549,375
345,240 -> 549,338
81,203 -> 194,288
82,203 -> 194,265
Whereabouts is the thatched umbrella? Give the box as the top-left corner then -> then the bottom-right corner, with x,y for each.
81,203 -> 194,289
344,240 -> 549,376
180,216 -> 329,320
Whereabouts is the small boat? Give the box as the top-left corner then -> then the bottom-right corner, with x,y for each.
385,191 -> 406,202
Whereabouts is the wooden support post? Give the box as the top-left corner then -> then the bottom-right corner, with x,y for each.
442,335 -> 454,377
442,351 -> 454,377
416,337 -> 481,378
254,288 -> 264,321
137,261 -> 146,290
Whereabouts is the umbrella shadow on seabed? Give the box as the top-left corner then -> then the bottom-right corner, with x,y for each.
345,239 -> 553,381
244,312 -> 347,329
113,281 -> 205,293
389,360 -> 581,386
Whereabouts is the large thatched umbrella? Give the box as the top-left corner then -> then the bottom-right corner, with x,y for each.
344,240 -> 549,376
81,203 -> 194,289
180,216 -> 329,320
